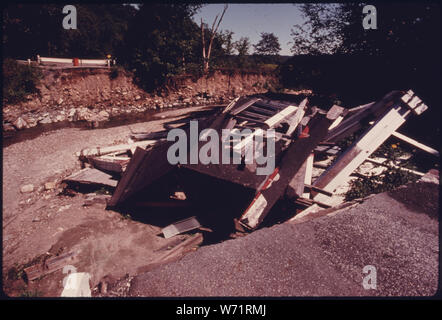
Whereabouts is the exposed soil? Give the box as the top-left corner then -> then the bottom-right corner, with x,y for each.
2,106 -> 212,297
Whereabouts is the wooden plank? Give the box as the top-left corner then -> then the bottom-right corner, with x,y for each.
222,96 -> 240,114
24,252 -> 76,281
391,131 -> 439,157
162,216 -> 201,239
108,141 -> 176,207
63,168 -> 119,188
312,102 -> 418,205
254,100 -> 287,110
76,140 -> 156,158
324,91 -> 404,143
304,184 -> 333,197
365,158 -> 425,176
231,98 -> 261,115
234,115 -> 267,125
347,102 -> 375,114
401,90 -> 428,115
248,106 -> 276,116
241,110 -> 270,120
265,105 -> 298,128
302,153 -> 314,198
130,131 -> 168,141
232,128 -> 264,154
88,157 -> 129,173
286,156 -> 308,198
238,106 -> 345,230
286,98 -> 307,136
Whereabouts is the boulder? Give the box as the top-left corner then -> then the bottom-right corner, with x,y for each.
44,182 -> 56,190
20,184 -> 34,193
13,117 -> 27,130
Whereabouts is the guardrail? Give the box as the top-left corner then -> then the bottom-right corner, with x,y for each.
36,55 -> 114,68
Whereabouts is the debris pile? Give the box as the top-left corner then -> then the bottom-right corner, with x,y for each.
65,90 -> 436,237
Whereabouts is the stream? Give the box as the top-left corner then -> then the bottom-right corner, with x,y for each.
2,104 -> 223,148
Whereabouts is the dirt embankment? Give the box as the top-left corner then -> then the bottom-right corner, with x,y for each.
3,68 -> 279,132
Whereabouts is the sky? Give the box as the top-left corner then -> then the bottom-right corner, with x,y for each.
192,4 -> 305,56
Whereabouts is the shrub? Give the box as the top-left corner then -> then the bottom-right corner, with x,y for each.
2,58 -> 42,104
344,142 -> 420,201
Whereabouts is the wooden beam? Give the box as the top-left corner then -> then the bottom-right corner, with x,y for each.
230,97 -> 261,115
365,158 -> 425,176
324,91 -> 404,143
304,183 -> 333,197
237,106 -> 345,230
391,131 -> 439,157
265,105 -> 298,128
312,98 -> 424,205
63,168 -> 119,188
76,140 -> 156,158
286,98 -> 307,136
302,153 -> 314,198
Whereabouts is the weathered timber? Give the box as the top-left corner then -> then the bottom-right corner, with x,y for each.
76,140 -> 156,158
162,216 -> 202,239
24,251 -> 76,281
238,105 -> 345,230
63,168 -> 119,188
391,131 -> 439,157
312,93 -> 426,205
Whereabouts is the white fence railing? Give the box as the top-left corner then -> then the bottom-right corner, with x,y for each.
36,55 -> 114,67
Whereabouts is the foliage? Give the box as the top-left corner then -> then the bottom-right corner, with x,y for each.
345,166 -> 419,201
253,32 -> 281,56
234,37 -> 251,56
344,141 -> 420,201
118,3 -> 203,91
290,3 -> 344,55
219,30 -> 235,55
2,4 -> 137,59
3,58 -> 42,104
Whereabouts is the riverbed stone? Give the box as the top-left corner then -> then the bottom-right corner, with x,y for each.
39,116 -> 52,124
20,184 -> 34,193
13,117 -> 27,130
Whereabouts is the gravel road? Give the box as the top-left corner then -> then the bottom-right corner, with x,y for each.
129,181 -> 439,297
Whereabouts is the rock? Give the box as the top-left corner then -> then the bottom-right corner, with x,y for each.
68,108 -> 76,117
20,184 -> 34,193
57,98 -> 64,105
44,182 -> 56,190
32,217 -> 41,222
58,204 -> 71,212
3,123 -> 16,132
26,118 -> 38,128
97,110 -> 110,122
13,117 -> 28,130
56,114 -> 66,122
135,95 -> 141,100
74,107 -> 93,121
39,116 -> 52,124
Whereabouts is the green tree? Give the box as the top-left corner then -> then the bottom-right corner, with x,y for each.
219,30 -> 235,56
234,37 -> 251,56
253,32 -> 281,56
118,3 -> 202,91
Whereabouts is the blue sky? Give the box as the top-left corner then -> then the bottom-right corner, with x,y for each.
192,4 -> 305,56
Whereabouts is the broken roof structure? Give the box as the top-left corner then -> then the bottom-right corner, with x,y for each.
69,89 -> 434,235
